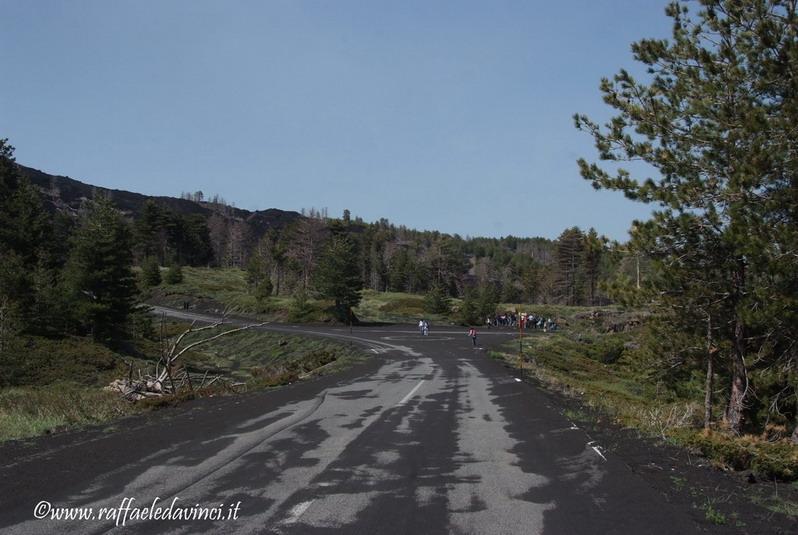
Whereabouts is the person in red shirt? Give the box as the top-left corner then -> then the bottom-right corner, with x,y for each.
468,327 -> 477,347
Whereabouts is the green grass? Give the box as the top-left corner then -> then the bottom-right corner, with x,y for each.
150,267 -> 630,327
181,327 -> 365,383
700,498 -> 727,525
751,493 -> 798,518
151,267 -> 337,322
354,290 -> 456,323
1,335 -> 131,387
152,267 -> 273,313
492,306 -> 798,482
0,384 -> 140,441
0,320 -> 367,442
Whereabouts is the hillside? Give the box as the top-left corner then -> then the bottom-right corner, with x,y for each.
19,164 -> 302,264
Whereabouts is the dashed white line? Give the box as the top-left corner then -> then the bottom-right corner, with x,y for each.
591,446 -> 607,461
284,500 -> 314,524
396,380 -> 425,406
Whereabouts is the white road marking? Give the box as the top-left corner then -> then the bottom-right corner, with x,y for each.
284,500 -> 314,524
396,380 -> 425,406
591,446 -> 607,461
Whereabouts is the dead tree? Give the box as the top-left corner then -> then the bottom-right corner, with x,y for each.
108,313 -> 266,400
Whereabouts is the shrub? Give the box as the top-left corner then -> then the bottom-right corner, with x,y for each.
141,257 -> 161,287
424,286 -> 451,314
164,264 -> 183,284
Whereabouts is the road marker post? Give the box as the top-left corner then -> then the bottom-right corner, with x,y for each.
518,310 -> 524,367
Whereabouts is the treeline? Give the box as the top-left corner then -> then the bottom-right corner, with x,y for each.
243,214 -> 627,311
0,139 -> 142,351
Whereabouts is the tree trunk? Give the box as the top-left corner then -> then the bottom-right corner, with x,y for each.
704,313 -> 714,430
793,393 -> 798,444
724,265 -> 747,434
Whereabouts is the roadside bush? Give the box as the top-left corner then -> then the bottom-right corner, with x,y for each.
164,264 -> 183,284
423,286 -> 451,314
141,257 -> 162,287
684,430 -> 798,481
588,336 -> 626,364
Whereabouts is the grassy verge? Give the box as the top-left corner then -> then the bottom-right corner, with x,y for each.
0,322 -> 366,442
149,267 -> 339,322
354,289 -> 461,324
0,385 -> 138,442
491,308 -> 798,485
148,267 -> 452,323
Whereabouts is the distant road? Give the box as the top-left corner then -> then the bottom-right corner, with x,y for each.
0,308 -> 702,534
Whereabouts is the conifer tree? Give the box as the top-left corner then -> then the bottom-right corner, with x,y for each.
555,227 -> 585,306
64,197 -> 138,340
164,263 -> 184,285
0,139 -> 54,328
424,284 -> 451,314
314,234 -> 363,319
134,200 -> 165,262
141,257 -> 162,288
575,0 -> 798,433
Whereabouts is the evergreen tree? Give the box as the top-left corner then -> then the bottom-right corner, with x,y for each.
582,228 -> 606,306
424,285 -> 451,314
554,227 -> 585,306
134,200 -> 165,262
164,263 -> 184,285
575,0 -> 798,433
314,235 -> 363,319
245,251 -> 273,306
459,287 -> 480,325
141,257 -> 162,287
0,139 -> 54,328
64,198 -> 138,340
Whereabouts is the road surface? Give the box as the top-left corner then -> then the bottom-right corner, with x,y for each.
0,307 -> 703,534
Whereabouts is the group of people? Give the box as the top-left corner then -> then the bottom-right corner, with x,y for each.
417,319 -> 479,347
485,313 -> 558,332
415,312 -> 557,350
417,319 -> 430,336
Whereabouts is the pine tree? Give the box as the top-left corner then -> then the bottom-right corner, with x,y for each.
314,234 -> 363,320
459,287 -> 480,325
164,263 -> 184,285
575,0 -> 798,434
0,139 -> 54,328
554,227 -> 585,306
64,197 -> 138,340
424,285 -> 451,314
134,200 -> 165,262
141,257 -> 162,287
582,228 -> 605,306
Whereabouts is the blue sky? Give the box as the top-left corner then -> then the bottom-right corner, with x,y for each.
1,0 -> 673,241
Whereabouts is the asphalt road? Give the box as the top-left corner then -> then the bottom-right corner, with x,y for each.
0,308 -> 704,534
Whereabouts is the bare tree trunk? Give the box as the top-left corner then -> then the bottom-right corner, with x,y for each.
724,265 -> 747,434
792,366 -> 798,444
704,313 -> 714,430
793,390 -> 798,444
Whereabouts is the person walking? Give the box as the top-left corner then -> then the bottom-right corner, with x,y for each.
422,320 -> 429,336
468,327 -> 478,347
419,319 -> 425,335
